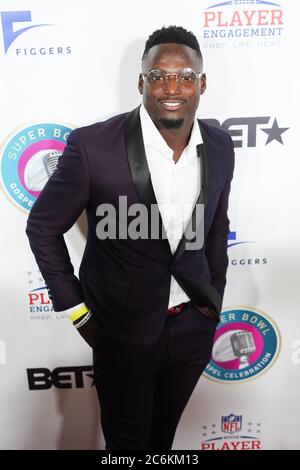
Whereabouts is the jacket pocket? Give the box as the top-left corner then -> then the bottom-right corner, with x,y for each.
85,264 -> 131,299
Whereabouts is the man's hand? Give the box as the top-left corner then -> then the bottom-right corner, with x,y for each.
74,313 -> 99,348
195,304 -> 220,322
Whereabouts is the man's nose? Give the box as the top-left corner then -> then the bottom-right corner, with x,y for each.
163,76 -> 181,95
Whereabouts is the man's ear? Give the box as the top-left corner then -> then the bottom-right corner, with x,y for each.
200,73 -> 207,95
138,73 -> 144,95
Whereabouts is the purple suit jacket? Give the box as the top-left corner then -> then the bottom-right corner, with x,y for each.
26,106 -> 234,362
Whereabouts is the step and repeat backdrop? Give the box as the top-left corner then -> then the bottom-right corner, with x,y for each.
0,0 -> 299,450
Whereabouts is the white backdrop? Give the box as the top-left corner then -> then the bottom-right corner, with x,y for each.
1,0 -> 300,450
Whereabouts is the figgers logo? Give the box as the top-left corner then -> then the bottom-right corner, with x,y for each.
228,231 -> 268,267
201,413 -> 262,450
1,11 -> 71,56
0,123 -> 73,212
204,307 -> 280,382
228,230 -> 254,248
203,0 -> 284,49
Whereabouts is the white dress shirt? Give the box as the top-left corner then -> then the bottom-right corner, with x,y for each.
140,104 -> 202,308
66,104 -> 202,315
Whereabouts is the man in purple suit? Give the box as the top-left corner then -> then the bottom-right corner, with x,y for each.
26,26 -> 234,450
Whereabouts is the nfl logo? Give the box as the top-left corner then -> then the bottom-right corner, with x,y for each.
221,414 -> 242,434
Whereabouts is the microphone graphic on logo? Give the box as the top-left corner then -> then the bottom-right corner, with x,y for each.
212,329 -> 256,369
24,150 -> 61,191
43,150 -> 61,177
230,331 -> 256,369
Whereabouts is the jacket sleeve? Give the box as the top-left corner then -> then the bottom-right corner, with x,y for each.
26,129 -> 90,311
205,135 -> 235,302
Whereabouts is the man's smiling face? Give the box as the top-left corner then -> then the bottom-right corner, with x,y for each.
138,43 -> 206,129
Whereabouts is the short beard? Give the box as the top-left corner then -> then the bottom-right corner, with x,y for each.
160,118 -> 184,129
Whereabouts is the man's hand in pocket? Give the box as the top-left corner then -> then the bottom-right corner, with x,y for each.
195,305 -> 219,322
74,312 -> 99,348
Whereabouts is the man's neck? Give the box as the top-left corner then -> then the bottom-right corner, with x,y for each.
154,118 -> 194,163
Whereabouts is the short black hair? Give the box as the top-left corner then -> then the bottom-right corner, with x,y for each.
142,25 -> 202,62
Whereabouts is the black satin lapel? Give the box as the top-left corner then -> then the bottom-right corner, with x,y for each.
123,106 -> 171,252
123,106 -> 157,207
173,121 -> 211,261
198,122 -> 212,207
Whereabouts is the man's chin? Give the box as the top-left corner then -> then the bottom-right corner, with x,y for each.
160,118 -> 184,129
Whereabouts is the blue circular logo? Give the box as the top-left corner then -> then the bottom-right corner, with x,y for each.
0,123 -> 73,212
203,307 -> 281,382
